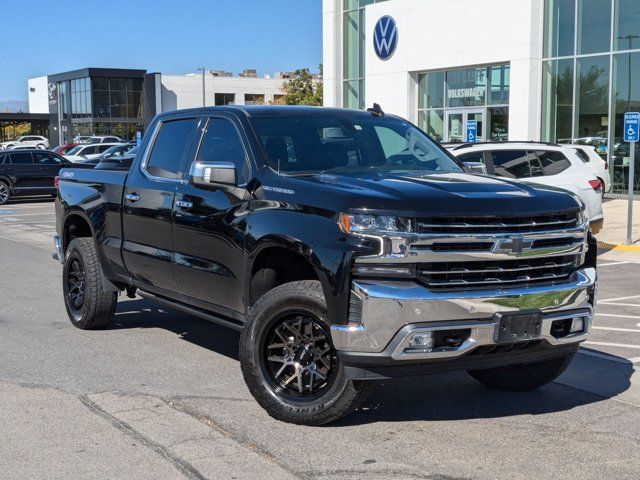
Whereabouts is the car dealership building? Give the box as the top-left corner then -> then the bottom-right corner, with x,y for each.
323,0 -> 640,194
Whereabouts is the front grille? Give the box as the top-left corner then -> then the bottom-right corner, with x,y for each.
417,255 -> 577,290
416,212 -> 579,234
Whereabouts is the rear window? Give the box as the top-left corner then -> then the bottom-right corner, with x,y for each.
10,152 -> 34,165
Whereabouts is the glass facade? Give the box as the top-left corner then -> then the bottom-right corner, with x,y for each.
342,0 -> 389,109
417,64 -> 510,142
542,0 -> 640,195
55,75 -> 144,143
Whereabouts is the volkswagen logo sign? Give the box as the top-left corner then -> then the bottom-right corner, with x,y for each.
48,82 -> 57,101
373,15 -> 398,60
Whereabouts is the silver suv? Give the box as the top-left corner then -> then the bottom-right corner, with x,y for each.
0,135 -> 49,150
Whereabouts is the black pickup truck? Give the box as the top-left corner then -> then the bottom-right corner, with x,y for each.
54,106 -> 597,425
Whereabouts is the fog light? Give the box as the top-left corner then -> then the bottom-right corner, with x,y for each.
405,332 -> 434,352
570,317 -> 584,333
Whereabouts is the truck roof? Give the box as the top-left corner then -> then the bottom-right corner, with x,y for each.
155,105 -> 384,120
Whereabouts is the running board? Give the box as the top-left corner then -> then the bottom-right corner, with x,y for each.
138,291 -> 244,332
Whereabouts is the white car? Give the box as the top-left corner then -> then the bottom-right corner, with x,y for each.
84,135 -> 122,144
561,144 -> 610,196
450,142 -> 604,234
0,135 -> 49,150
63,143 -> 121,162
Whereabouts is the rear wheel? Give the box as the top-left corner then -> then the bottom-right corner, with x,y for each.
240,280 -> 372,425
63,238 -> 117,329
0,181 -> 10,205
467,354 -> 574,391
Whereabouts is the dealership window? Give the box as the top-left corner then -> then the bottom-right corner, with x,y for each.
245,94 -> 264,105
417,64 -> 509,143
542,0 -> 640,194
215,93 -> 235,106
341,0 -> 389,109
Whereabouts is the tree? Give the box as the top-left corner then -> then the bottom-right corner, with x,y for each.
280,66 -> 323,106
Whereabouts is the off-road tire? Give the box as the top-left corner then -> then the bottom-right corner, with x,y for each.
0,181 -> 10,205
239,280 -> 372,425
467,354 -> 575,391
63,238 -> 117,329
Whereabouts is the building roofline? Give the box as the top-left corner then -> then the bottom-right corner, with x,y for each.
48,68 -> 147,83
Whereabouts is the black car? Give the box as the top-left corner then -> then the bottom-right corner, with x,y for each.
0,149 -> 82,205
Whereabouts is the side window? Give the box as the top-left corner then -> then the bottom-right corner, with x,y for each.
573,148 -> 589,163
146,118 -> 198,179
196,118 -> 249,183
490,150 -> 534,178
9,152 -> 34,165
458,151 -> 486,164
0,154 -> 6,164
98,145 -> 112,153
536,150 -> 572,176
34,152 -> 60,165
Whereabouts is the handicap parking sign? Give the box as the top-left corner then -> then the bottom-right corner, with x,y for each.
466,120 -> 477,143
624,112 -> 640,142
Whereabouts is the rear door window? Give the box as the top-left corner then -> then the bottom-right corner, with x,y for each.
458,151 -> 486,163
490,150 -> 534,178
196,117 -> 249,183
9,152 -> 34,164
146,118 -> 198,179
535,150 -> 572,176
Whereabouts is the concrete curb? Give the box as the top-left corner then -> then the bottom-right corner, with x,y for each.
597,240 -> 640,253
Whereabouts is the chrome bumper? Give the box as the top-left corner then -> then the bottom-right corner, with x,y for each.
331,267 -> 596,358
52,235 -> 64,263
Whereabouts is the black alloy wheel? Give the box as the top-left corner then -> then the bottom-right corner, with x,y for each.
0,182 -> 9,205
66,257 -> 86,314
262,313 -> 336,400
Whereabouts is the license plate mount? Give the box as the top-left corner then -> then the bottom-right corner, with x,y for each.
494,311 -> 543,344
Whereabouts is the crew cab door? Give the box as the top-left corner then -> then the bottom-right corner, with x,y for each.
121,116 -> 200,293
172,114 -> 252,314
7,152 -> 41,190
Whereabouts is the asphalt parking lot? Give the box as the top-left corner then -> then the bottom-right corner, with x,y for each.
2,199 -> 640,479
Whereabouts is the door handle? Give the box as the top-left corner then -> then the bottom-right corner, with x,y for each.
125,193 -> 140,202
176,200 -> 193,209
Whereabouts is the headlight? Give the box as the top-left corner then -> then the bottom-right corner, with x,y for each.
338,212 -> 413,235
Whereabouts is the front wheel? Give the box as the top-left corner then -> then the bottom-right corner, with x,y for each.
467,354 -> 574,391
239,280 -> 372,425
63,238 -> 117,329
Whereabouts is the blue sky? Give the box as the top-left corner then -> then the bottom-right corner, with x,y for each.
0,0 -> 322,103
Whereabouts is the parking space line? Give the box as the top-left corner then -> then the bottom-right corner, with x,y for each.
598,261 -> 631,266
592,326 -> 640,333
0,213 -> 57,217
596,313 -> 640,319
599,294 -> 640,303
598,302 -> 640,307
584,341 -> 640,349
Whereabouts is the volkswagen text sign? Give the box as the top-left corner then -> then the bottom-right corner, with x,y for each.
373,16 -> 398,60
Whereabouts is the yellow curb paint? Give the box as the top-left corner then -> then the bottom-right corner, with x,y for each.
597,240 -> 640,252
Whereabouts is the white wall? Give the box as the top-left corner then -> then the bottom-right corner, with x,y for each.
323,0 -> 545,140
28,76 -> 49,113
160,74 -> 286,112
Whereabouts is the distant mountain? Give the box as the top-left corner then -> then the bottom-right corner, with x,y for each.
0,100 -> 30,113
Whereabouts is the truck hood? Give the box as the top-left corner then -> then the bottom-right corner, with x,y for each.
258,170 -> 581,217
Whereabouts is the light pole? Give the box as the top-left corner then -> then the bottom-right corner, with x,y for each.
197,67 -> 206,107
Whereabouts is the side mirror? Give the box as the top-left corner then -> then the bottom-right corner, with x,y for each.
189,161 -> 237,189
464,161 -> 487,175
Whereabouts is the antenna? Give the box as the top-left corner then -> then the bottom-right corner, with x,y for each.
367,103 -> 384,117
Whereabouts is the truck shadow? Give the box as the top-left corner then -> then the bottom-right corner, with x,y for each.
109,298 -> 634,425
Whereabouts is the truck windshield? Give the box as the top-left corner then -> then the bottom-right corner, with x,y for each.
250,114 -> 463,175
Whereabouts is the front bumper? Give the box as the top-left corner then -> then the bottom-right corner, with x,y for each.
330,268 -> 596,374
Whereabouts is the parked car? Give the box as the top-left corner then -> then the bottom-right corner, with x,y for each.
450,142 -> 604,233
562,144 -> 611,197
53,106 -> 597,425
77,146 -> 138,167
0,135 -> 49,150
73,135 -> 95,144
63,143 -> 121,163
0,149 -> 89,205
85,135 -> 122,144
52,143 -> 79,155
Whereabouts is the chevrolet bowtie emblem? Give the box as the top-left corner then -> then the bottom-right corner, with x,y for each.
493,236 -> 533,255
